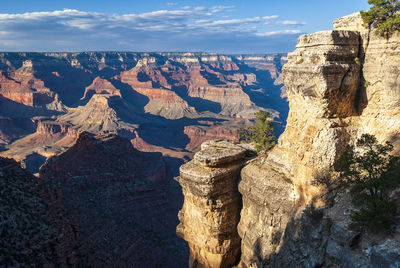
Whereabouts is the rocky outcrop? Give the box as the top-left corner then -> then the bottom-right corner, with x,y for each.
0,120 -> 77,173
238,12 -> 400,266
0,157 -> 79,266
177,140 -> 247,267
177,13 -> 400,268
58,94 -> 141,135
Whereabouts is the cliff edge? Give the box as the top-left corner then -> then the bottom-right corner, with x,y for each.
177,12 -> 400,268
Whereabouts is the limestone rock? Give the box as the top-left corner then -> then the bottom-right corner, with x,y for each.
237,12 -> 400,267
333,12 -> 369,32
237,158 -> 296,267
177,140 -> 247,267
177,12 -> 400,268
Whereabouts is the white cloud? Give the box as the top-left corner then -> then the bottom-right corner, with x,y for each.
194,15 -> 278,27
0,7 -> 304,53
280,20 -> 306,26
256,30 -> 301,37
265,20 -> 306,27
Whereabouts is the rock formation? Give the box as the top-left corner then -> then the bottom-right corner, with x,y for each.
177,140 -> 248,267
177,13 -> 400,267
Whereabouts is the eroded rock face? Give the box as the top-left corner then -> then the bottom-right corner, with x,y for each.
81,76 -> 121,100
177,140 -> 247,267
184,125 -> 239,152
0,52 -> 287,176
238,12 -> 400,267
272,29 -> 361,200
178,12 -> 400,268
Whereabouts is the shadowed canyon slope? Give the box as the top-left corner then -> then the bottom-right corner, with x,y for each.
177,13 -> 400,268
0,52 -> 288,175
39,131 -> 187,267
0,157 -> 79,266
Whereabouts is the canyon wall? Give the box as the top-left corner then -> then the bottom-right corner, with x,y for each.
177,13 -> 400,267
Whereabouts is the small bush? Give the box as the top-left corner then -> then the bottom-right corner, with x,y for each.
311,55 -> 319,64
295,58 -> 304,64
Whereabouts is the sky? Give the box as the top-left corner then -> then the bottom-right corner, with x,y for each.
0,0 -> 370,53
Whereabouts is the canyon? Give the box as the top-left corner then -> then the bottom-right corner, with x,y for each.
177,12 -> 400,267
3,11 -> 400,268
0,52 -> 287,175
0,52 -> 288,266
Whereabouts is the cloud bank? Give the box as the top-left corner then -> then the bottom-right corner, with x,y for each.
0,6 -> 305,53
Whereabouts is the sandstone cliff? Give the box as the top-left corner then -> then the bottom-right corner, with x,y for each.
177,13 -> 400,267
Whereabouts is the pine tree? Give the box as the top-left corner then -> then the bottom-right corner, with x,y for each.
361,0 -> 400,37
338,134 -> 400,233
238,110 -> 276,152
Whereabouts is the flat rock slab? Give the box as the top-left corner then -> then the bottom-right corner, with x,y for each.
194,140 -> 246,167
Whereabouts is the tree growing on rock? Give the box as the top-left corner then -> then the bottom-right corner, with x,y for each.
238,110 -> 276,152
338,134 -> 400,233
361,0 -> 400,37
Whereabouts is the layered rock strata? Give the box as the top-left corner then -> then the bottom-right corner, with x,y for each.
237,158 -> 296,267
178,13 -> 400,267
0,52 -> 287,175
177,140 -> 247,267
241,13 -> 400,266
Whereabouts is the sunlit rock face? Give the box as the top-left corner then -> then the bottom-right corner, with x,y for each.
237,157 -> 296,267
272,29 -> 361,199
177,140 -> 247,268
177,13 -> 400,268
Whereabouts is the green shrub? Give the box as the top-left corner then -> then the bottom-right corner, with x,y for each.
238,110 -> 276,152
295,58 -> 304,64
338,134 -> 400,233
361,0 -> 400,38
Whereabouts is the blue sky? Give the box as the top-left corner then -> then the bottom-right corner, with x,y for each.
0,0 -> 370,53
